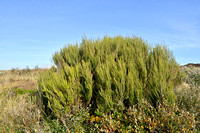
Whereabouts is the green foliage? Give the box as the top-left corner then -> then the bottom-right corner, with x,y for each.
39,68 -> 79,116
39,104 -> 95,133
146,45 -> 180,107
38,35 -> 182,116
91,100 -> 197,132
14,88 -> 36,95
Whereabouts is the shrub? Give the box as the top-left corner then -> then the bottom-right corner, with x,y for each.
92,100 -> 197,132
38,36 -> 182,116
34,65 -> 40,70
175,67 -> 200,130
38,103 -> 95,133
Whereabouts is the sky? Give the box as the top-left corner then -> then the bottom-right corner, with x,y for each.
0,0 -> 200,70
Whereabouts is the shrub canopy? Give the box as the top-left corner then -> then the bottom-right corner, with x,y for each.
38,36 -> 181,116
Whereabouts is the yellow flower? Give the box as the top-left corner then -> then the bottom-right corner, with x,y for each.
117,121 -> 120,124
90,115 -> 96,123
95,116 -> 101,123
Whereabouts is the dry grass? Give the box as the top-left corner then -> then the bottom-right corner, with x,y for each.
0,68 -> 47,132
0,69 -> 46,90
0,89 -> 40,132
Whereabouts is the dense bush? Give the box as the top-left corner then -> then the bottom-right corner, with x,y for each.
90,100 -> 197,132
38,36 -> 182,116
175,67 -> 200,130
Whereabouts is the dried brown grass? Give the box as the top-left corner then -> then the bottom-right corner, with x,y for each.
0,68 -> 47,132
0,69 -> 46,90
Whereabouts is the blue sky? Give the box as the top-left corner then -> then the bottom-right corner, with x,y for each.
0,0 -> 199,70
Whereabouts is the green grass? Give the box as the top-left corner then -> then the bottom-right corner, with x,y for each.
14,88 -> 37,95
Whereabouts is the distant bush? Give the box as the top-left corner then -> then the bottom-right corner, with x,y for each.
34,65 -> 40,70
10,67 -> 19,74
10,66 -> 31,75
22,66 -> 31,73
38,36 -> 182,117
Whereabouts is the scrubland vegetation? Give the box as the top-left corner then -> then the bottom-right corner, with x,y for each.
0,36 -> 199,132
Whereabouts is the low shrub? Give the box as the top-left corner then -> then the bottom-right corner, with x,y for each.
37,100 -> 198,132
91,100 -> 197,132
175,67 -> 200,130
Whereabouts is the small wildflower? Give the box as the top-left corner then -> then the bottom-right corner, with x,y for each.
90,115 -> 96,123
117,121 -> 120,124
95,116 -> 101,123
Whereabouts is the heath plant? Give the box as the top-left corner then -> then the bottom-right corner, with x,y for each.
38,36 -> 182,116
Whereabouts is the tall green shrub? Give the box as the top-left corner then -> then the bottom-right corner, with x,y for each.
38,36 -> 181,116
146,46 -> 180,106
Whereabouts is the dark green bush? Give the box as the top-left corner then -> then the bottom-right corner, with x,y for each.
38,36 -> 181,116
